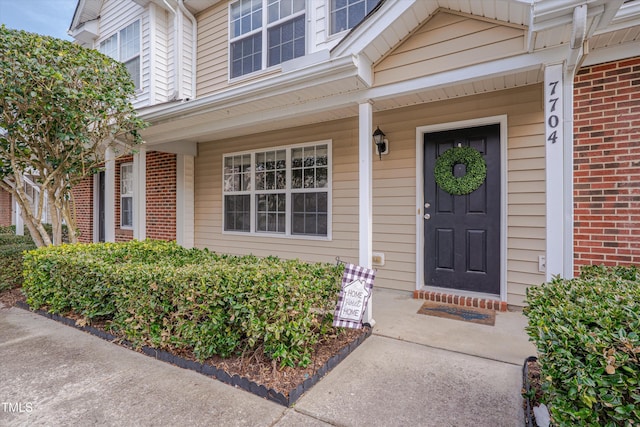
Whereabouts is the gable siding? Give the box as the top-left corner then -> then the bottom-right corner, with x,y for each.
374,12 -> 525,87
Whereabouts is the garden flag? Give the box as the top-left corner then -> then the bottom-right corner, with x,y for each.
333,263 -> 375,329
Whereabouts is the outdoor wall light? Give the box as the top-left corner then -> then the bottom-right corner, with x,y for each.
372,126 -> 389,160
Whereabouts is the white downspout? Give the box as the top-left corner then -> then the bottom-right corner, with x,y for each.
162,0 -> 181,100
177,0 -> 197,99
563,5 -> 587,279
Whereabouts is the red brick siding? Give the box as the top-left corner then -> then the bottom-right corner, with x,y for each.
0,188 -> 12,227
72,176 -> 94,243
574,57 -> 640,273
146,152 -> 176,241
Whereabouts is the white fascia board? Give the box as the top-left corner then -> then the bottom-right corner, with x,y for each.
331,0 -> 415,58
142,90 -> 360,145
365,46 -> 567,102
145,140 -> 197,156
141,55 -> 360,123
582,42 -> 640,66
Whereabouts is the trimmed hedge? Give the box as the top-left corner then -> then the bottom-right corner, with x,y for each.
23,240 -> 344,367
0,230 -> 35,292
525,266 -> 640,426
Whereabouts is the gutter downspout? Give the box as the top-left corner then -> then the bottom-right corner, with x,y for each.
162,0 -> 181,100
177,0 -> 197,100
563,4 -> 587,279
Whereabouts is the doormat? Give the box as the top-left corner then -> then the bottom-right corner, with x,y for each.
417,301 -> 495,326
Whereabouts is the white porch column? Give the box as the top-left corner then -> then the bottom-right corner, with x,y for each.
562,71 -> 575,279
544,63 -> 566,280
133,146 -> 147,240
359,101 -> 375,326
14,197 -> 24,236
176,154 -> 195,248
104,146 -> 116,242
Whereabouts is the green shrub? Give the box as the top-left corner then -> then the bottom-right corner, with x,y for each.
22,240 -> 344,367
0,228 -> 35,292
525,266 -> 640,426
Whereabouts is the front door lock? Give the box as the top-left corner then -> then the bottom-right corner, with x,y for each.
424,213 -> 431,220
425,202 -> 430,208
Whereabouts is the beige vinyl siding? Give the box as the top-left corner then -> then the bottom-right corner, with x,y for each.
194,86 -> 545,306
196,2 -> 229,97
371,84 -> 545,306
194,118 -> 359,264
374,11 -> 525,87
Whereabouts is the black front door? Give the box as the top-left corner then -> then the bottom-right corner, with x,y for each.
424,124 -> 501,295
98,171 -> 105,242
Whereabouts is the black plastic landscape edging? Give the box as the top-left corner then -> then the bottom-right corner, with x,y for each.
15,301 -> 371,407
522,355 -> 538,427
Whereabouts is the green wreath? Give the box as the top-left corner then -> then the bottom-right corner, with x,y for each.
434,146 -> 487,195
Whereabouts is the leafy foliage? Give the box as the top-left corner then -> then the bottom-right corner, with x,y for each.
0,229 -> 35,292
433,146 -> 487,195
524,266 -> 640,426
22,240 -> 344,367
0,25 -> 146,246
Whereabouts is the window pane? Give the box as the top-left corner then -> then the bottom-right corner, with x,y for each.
256,193 -> 285,233
330,0 -> 381,35
124,56 -> 141,90
267,15 -> 305,67
231,33 -> 262,78
225,195 -> 250,232
231,0 -> 262,37
224,154 -> 251,191
121,164 -> 133,195
99,34 -> 118,59
291,192 -> 328,236
121,196 -> 133,227
120,21 -> 140,61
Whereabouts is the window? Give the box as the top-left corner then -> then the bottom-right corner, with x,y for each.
120,163 -> 133,229
100,21 -> 141,90
223,141 -> 331,238
229,0 -> 306,78
330,0 -> 381,35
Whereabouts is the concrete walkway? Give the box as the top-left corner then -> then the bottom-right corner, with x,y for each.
0,288 -> 536,426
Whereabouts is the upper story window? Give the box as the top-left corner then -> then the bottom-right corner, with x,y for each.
223,141 -> 331,238
99,21 -> 141,90
330,0 -> 381,35
229,0 -> 306,79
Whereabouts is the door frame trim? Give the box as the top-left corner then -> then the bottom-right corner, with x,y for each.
415,115 -> 508,301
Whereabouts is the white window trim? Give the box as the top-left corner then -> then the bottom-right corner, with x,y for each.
222,140 -> 332,241
98,20 -> 142,92
228,0 -> 307,81
120,163 -> 134,230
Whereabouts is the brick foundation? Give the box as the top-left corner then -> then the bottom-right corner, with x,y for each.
574,57 -> 640,274
413,290 -> 508,312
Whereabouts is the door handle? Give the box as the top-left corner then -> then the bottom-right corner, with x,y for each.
424,214 -> 431,220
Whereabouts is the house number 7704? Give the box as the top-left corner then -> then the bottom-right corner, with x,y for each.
547,80 -> 560,144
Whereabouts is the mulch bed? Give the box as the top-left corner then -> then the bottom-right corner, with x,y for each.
2,288 -> 370,406
522,356 -> 543,426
